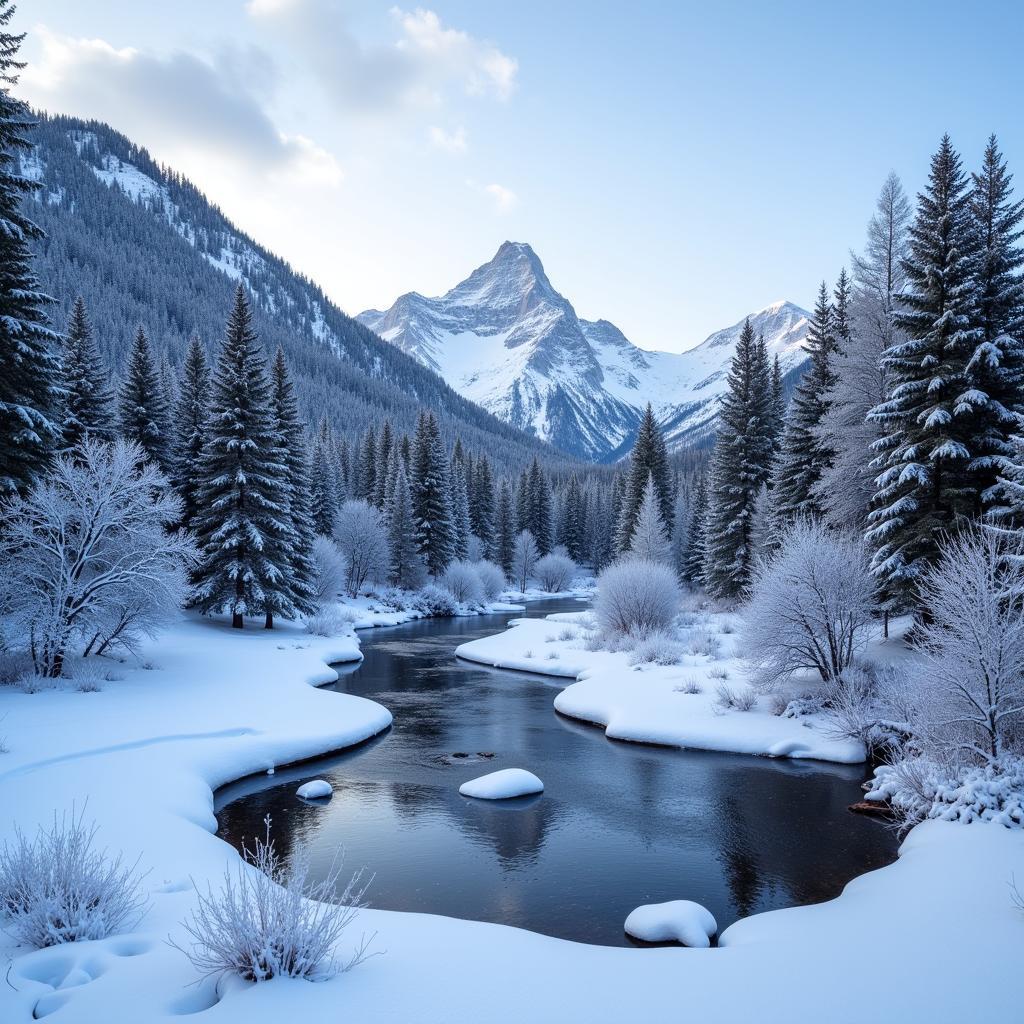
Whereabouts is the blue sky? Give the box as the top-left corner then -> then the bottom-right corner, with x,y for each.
16,0 -> 1024,352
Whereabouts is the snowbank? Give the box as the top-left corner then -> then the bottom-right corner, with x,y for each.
624,900 -> 717,946
459,768 -> 544,800
296,779 -> 333,800
456,613 -> 864,763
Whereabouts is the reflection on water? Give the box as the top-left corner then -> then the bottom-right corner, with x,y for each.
216,599 -> 898,946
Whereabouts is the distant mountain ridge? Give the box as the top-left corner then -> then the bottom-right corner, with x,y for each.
359,242 -> 812,460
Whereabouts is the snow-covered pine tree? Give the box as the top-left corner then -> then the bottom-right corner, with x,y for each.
813,173 -> 910,529
411,411 -> 455,575
0,2 -> 59,494
159,351 -> 178,424
682,471 -> 708,587
59,296 -> 114,450
470,456 -> 496,557
526,458 -> 554,554
496,479 -> 515,576
703,318 -> 774,599
170,335 -> 210,532
868,136 -> 980,610
119,326 -> 170,469
965,135 -> 1024,508
768,352 -> 784,450
451,454 -> 471,559
309,438 -> 338,536
615,404 -> 672,553
387,459 -> 426,588
355,425 -> 377,504
670,486 -> 690,581
558,473 -> 586,563
515,469 -> 530,534
832,268 -> 853,354
191,285 -> 292,629
772,281 -> 839,520
372,419 -> 393,510
628,474 -> 672,564
269,346 -> 317,619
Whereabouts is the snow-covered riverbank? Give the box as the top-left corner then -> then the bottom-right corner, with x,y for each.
1,609 -> 1021,1023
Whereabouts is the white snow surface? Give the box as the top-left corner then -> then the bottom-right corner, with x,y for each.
624,900 -> 717,947
296,779 -> 333,799
459,768 -> 544,800
1,608 -> 1021,1022
456,611 -> 864,762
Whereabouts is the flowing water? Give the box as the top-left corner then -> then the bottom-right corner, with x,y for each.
215,598 -> 898,946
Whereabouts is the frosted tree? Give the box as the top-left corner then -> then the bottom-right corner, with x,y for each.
773,282 -> 839,520
118,326 -> 169,469
813,173 -> 910,528
495,479 -> 515,575
451,455 -> 472,560
269,347 -> 317,619
510,529 -> 539,592
0,4 -> 59,496
628,475 -> 672,564
170,336 -> 210,532
525,458 -> 554,554
670,487 -> 690,581
558,473 -> 586,563
372,419 -> 393,509
768,352 -> 784,448
191,286 -> 291,629
411,411 -> 455,575
868,136 -> 979,610
0,439 -> 197,676
355,425 -> 376,504
470,456 -> 496,559
682,471 -> 707,587
704,319 -> 774,599
333,500 -> 389,596
387,461 -> 426,589
309,437 -> 338,536
616,404 -> 673,553
59,297 -> 114,450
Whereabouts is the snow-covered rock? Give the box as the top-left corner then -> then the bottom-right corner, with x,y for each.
359,241 -> 811,459
459,768 -> 544,800
624,900 -> 718,947
296,779 -> 333,800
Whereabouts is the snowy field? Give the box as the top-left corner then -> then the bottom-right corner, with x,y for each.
0,609 -> 1021,1023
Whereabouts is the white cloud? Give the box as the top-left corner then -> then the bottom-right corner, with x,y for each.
429,125 -> 467,153
19,27 -> 340,185
483,182 -> 518,213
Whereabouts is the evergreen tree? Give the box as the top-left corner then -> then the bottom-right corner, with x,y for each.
628,474 -> 672,564
966,135 -> 1024,506
704,318 -> 774,599
615,404 -> 673,552
496,479 -> 516,576
373,419 -> 393,509
451,455 -> 472,559
670,486 -> 690,581
411,411 -> 455,575
558,473 -> 586,562
309,438 -> 337,536
832,267 -> 853,354
471,456 -> 496,557
682,472 -> 708,587
768,352 -> 785,450
868,136 -> 980,609
191,286 -> 291,628
269,346 -> 317,618
119,326 -> 169,468
170,335 -> 210,531
773,282 -> 838,519
387,460 -> 426,588
0,3 -> 59,494
515,468 -> 530,534
356,425 -> 377,503
59,296 -> 114,450
527,458 -> 554,554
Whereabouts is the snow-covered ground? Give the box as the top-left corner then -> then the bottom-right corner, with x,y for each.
456,609 -> 867,762
1,609 -> 1021,1023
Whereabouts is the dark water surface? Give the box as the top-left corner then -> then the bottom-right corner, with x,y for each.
215,598 -> 898,946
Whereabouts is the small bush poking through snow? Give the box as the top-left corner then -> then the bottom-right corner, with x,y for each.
472,560 -> 505,602
627,630 -> 684,666
557,627 -> 579,642
0,809 -> 147,948
66,658 -> 105,692
534,553 -> 577,593
688,628 -> 721,660
440,561 -> 485,605
173,818 -> 375,983
0,649 -> 33,686
714,683 -> 757,713
311,537 -> 347,608
707,667 -> 729,680
413,584 -> 458,617
304,606 -> 357,637
594,558 -> 680,639
675,677 -> 703,695
768,693 -> 790,717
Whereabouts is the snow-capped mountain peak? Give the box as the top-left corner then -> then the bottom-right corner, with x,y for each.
359,244 -> 812,461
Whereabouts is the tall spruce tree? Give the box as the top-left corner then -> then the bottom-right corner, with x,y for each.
558,473 -> 586,562
170,336 -> 210,532
388,460 -> 426,588
868,135 -> 980,609
0,2 -> 59,494
309,438 -> 338,536
59,296 -> 114,450
451,455 -> 472,559
411,411 -> 455,575
615,404 -> 672,553
703,319 -> 774,599
526,458 -> 554,554
628,475 -> 672,564
373,419 -> 394,509
683,471 -> 708,587
496,479 -> 516,576
191,286 -> 291,628
773,282 -> 839,519
470,456 -> 496,557
119,326 -> 170,469
269,346 -> 317,619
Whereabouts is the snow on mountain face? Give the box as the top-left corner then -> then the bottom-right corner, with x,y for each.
359,243 -> 811,461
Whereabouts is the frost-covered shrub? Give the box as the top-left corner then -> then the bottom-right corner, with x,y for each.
594,558 -> 680,639
707,667 -> 729,680
687,628 -> 721,660
440,560 -> 485,605
510,531 -> 539,592
865,756 -> 1024,829
743,519 -> 874,687
627,629 -> 684,666
413,584 -> 458,617
782,695 -> 824,719
472,560 -> 505,602
333,501 -> 390,597
465,535 -> 486,562
714,683 -> 757,712
821,665 -> 908,755
0,810 -> 148,948
66,658 -> 105,693
311,537 -> 347,608
173,819 -> 374,982
675,677 -> 702,695
557,627 -> 579,642
534,553 -> 577,593
0,649 -> 33,686
304,606 -> 358,637
768,693 -> 790,716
